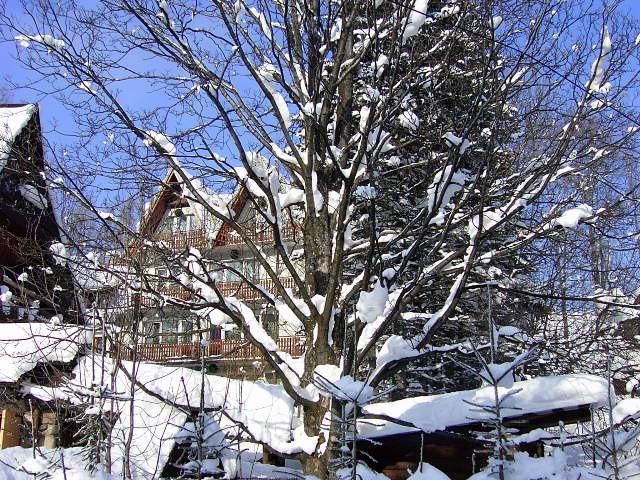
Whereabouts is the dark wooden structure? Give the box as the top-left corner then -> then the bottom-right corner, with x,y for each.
357,404 -> 594,480
0,104 -> 80,323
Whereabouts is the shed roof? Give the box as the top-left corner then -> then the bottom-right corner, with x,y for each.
360,374 -> 612,439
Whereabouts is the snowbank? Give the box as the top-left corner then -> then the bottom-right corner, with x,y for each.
360,374 -> 611,438
0,446 -> 116,480
469,450 -> 603,480
0,322 -> 87,383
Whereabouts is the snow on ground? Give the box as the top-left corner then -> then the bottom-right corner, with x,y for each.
54,355 -> 317,479
337,462 -> 390,480
0,104 -> 36,170
360,374 -> 611,438
407,463 -> 452,480
469,449 -> 604,480
0,322 -> 87,383
0,446 -> 117,480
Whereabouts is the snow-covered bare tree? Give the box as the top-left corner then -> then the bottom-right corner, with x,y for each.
2,0 -> 640,475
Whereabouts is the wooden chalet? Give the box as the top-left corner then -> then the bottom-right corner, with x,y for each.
0,104 -> 85,450
100,168 -> 305,372
0,103 -> 80,323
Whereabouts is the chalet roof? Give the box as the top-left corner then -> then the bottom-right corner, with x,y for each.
138,166 -> 239,242
359,374 -> 612,439
0,103 -> 37,168
0,103 -> 83,324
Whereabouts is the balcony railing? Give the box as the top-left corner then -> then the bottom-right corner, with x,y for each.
117,336 -> 305,362
140,277 -> 297,306
153,229 -> 207,251
216,222 -> 298,246
217,277 -> 296,301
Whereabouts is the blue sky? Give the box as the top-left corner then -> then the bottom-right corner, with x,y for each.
1,0 -> 640,157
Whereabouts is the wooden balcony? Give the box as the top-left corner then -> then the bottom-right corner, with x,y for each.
216,222 -> 298,246
117,336 -> 305,362
141,277 -> 297,306
217,277 -> 296,301
153,229 -> 207,251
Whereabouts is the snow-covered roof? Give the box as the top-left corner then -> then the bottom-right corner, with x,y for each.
0,104 -> 36,169
360,374 -> 612,438
57,355 -> 316,479
140,167 -> 234,242
0,322 -> 87,383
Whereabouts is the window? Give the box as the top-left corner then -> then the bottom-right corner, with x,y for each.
224,326 -> 242,340
245,260 -> 258,282
263,312 -> 278,337
180,319 -> 194,343
162,318 -> 179,343
224,260 -> 243,282
223,259 -> 260,283
145,322 -> 161,345
156,268 -> 168,287
173,210 -> 196,232
158,209 -> 198,236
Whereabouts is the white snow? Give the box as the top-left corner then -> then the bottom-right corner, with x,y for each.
0,104 -> 36,169
0,446 -> 117,480
360,374 -> 612,438
398,110 -> 420,131
98,210 -> 117,221
49,242 -> 68,266
478,362 -> 516,388
0,323 -> 87,383
66,355 -> 317,479
356,281 -> 388,324
442,132 -> 471,154
257,63 -> 291,128
224,297 -> 278,351
402,0 -> 430,44
0,285 -> 12,313
407,463 -> 451,480
423,166 -> 468,216
612,398 -> 640,423
314,366 -> 374,403
143,130 -> 176,156
589,26 -> 612,94
77,80 -> 95,93
14,34 -> 65,50
18,184 -> 48,209
552,204 -> 593,228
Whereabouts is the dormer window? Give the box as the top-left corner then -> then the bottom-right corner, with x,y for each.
158,208 -> 198,234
